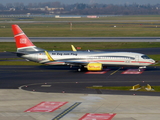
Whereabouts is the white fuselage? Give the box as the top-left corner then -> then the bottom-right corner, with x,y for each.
22,51 -> 155,67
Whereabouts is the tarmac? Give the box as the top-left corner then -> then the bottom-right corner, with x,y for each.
0,89 -> 160,120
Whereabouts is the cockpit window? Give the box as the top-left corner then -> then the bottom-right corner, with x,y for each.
141,55 -> 150,59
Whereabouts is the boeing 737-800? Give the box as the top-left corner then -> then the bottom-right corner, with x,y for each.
12,24 -> 155,71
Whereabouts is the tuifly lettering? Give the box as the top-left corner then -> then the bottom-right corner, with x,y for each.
57,53 -> 63,56
89,65 -> 101,68
52,53 -> 77,56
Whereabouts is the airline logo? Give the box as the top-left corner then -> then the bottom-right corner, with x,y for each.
88,65 -> 101,68
20,38 -> 27,44
87,63 -> 102,71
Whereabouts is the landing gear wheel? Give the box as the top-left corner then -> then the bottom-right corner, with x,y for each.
77,68 -> 82,72
77,66 -> 86,72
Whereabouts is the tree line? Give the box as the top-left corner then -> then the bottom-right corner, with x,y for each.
0,2 -> 160,15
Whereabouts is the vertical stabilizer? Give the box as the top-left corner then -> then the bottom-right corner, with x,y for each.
12,24 -> 35,49
12,24 -> 43,52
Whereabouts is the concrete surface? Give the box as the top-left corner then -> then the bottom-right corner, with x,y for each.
0,89 -> 160,120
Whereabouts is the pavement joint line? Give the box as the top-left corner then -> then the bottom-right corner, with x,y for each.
95,89 -> 102,94
52,102 -> 81,120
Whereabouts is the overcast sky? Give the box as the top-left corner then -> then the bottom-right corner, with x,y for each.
1,0 -> 160,5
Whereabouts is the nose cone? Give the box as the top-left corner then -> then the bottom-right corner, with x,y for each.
151,59 -> 156,64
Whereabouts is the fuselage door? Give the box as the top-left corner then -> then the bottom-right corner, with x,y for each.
135,55 -> 139,65
37,52 -> 45,61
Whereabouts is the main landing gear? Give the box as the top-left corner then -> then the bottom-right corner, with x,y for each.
77,66 -> 86,72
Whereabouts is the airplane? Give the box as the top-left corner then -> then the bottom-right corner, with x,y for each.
12,24 -> 155,71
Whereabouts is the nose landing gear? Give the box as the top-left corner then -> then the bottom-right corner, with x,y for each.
138,66 -> 146,71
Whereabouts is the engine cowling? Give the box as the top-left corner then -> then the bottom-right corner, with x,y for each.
87,63 -> 102,71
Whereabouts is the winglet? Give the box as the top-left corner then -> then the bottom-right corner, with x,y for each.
45,51 -> 54,61
71,45 -> 77,51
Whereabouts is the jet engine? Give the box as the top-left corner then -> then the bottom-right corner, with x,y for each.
87,63 -> 102,71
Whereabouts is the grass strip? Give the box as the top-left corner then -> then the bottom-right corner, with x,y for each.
0,61 -> 41,65
1,21 -> 160,37
87,86 -> 160,92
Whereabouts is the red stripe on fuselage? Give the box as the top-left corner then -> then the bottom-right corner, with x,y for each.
82,60 -> 153,64
87,60 -> 125,63
131,61 -> 154,64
